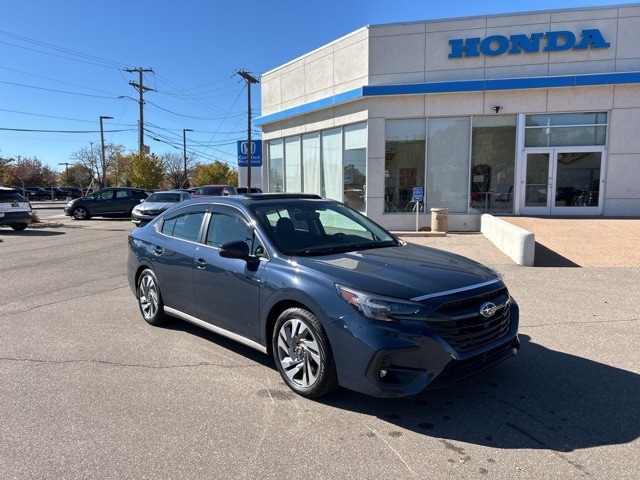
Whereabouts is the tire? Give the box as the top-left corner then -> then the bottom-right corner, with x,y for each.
137,269 -> 168,325
72,207 -> 91,220
272,307 -> 338,398
10,224 -> 27,231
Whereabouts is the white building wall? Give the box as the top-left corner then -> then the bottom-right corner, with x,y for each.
259,4 -> 640,225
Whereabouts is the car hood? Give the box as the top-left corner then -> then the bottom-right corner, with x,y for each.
292,243 -> 499,300
135,202 -> 176,213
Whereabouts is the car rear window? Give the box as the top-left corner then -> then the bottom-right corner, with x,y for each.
0,191 -> 27,202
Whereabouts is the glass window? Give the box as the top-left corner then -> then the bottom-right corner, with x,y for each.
322,128 -> 343,201
343,123 -> 367,212
162,211 -> 204,242
525,112 -> 607,147
427,117 -> 471,213
303,132 -> 321,196
470,115 -> 517,213
206,212 -> 252,247
384,119 -> 426,213
97,190 -> 114,200
285,137 -> 302,192
268,139 -> 284,192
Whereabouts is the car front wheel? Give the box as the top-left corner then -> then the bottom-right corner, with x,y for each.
10,223 -> 27,231
137,269 -> 168,325
72,207 -> 90,220
272,308 -> 338,398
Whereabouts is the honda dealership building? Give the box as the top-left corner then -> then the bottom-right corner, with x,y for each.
255,4 -> 640,231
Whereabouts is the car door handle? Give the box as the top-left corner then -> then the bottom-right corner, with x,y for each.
152,246 -> 163,255
194,258 -> 207,269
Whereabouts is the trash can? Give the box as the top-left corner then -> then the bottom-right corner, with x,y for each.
430,208 -> 449,233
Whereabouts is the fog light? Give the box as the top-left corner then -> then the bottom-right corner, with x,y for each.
379,369 -> 388,378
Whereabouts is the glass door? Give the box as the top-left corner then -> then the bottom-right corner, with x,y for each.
522,152 -> 551,215
520,149 -> 604,215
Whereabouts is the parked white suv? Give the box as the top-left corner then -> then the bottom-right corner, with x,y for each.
0,187 -> 32,231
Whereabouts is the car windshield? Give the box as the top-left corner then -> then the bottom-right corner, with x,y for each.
147,193 -> 183,203
252,200 -> 399,255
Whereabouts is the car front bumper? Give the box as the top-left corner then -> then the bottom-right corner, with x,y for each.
326,299 -> 520,398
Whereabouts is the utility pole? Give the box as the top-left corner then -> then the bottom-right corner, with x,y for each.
183,129 -> 193,188
237,70 -> 259,190
124,67 -> 154,158
99,116 -> 113,188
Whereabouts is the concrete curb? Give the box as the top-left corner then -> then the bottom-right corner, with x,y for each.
481,214 -> 535,266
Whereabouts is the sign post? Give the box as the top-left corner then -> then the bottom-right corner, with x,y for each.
412,186 -> 424,232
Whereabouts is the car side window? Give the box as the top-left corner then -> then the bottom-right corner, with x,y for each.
206,212 -> 251,248
205,211 -> 266,258
116,190 -> 130,199
161,211 -> 205,242
97,190 -> 113,200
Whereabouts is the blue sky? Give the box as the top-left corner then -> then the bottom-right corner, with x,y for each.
1,0 -> 635,173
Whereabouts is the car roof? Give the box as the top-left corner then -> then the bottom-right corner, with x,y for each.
186,193 -> 323,205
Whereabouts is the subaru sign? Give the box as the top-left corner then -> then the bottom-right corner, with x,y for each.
237,140 -> 262,167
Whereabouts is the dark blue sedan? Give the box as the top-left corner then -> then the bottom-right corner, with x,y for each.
127,194 -> 519,398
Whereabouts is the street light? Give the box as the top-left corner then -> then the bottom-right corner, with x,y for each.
58,162 -> 71,187
100,116 -> 113,188
183,129 -> 193,188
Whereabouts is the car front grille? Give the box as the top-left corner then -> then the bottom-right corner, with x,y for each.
426,287 -> 512,353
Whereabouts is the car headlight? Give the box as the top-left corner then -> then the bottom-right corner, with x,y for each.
336,284 -> 424,322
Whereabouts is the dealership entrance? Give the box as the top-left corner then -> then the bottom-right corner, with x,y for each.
520,148 -> 605,216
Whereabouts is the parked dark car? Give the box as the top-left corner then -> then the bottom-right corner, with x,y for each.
37,187 -> 72,200
65,187 -> 149,220
0,187 -> 32,230
60,187 -> 83,199
127,194 -> 519,398
20,187 -> 50,201
191,184 -> 237,197
131,190 -> 192,227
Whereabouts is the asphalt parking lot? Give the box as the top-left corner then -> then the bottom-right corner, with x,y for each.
1,213 -> 638,479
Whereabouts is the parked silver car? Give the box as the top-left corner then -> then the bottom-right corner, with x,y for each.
131,190 -> 192,227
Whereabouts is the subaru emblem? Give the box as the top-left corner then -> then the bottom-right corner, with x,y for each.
479,302 -> 498,318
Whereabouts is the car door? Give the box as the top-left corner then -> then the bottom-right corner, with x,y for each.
192,205 -> 265,343
110,189 -> 138,215
149,205 -> 207,317
90,189 -> 117,215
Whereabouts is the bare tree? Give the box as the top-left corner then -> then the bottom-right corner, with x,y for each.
162,151 -> 194,189
70,144 -> 100,187
71,143 -> 125,189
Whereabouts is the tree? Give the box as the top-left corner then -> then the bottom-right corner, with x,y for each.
0,156 -> 15,185
126,153 -> 165,190
61,163 -> 93,188
101,144 -> 125,188
70,142 -> 125,189
11,156 -> 46,187
70,145 -> 100,187
162,151 -> 194,189
191,160 -> 238,187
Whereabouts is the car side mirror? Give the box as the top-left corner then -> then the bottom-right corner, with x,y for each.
219,241 -> 250,259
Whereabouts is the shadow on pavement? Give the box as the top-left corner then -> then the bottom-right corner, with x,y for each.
321,334 -> 639,453
534,242 -> 581,268
161,318 -> 639,454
